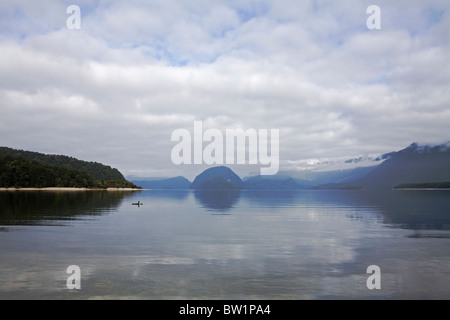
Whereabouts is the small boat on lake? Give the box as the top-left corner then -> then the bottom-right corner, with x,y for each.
132,201 -> 143,207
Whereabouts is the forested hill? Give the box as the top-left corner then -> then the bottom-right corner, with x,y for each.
0,156 -> 94,188
0,147 -> 139,189
0,147 -> 124,181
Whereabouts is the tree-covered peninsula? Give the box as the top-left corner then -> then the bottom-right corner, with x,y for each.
0,147 -> 139,189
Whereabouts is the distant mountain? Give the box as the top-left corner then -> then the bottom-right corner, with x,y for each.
353,142 -> 450,189
244,175 -> 302,190
131,140 -> 450,191
0,147 -> 125,181
132,176 -> 191,189
190,166 -> 244,189
191,167 -> 304,190
291,166 -> 378,186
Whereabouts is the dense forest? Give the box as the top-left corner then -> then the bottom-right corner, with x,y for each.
0,156 -> 94,188
0,147 -> 125,181
0,149 -> 139,189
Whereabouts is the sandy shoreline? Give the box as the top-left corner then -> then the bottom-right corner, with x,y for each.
0,187 -> 141,191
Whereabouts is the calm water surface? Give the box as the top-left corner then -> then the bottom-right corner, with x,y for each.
0,189 -> 449,299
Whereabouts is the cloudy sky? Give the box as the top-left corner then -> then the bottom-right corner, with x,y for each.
1,0 -> 449,180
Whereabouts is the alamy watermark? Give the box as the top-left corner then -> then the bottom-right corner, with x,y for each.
66,5 -> 81,30
366,265 -> 381,290
65,5 -> 380,31
66,265 -> 81,290
367,5 -> 381,30
171,121 -> 279,175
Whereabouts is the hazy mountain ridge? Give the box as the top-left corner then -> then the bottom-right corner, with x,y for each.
132,176 -> 191,189
288,166 -> 378,186
244,175 -> 302,190
133,141 -> 450,190
352,142 -> 450,189
190,166 -> 244,189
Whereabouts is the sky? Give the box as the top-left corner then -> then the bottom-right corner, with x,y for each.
0,0 -> 449,181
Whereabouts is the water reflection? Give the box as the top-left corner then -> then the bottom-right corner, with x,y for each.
192,188 -> 450,230
1,188 -> 449,299
2,188 -> 449,231
0,190 -> 137,226
312,189 -> 450,230
143,189 -> 189,201
360,190 -> 450,230
193,189 -> 241,212
243,189 -> 299,206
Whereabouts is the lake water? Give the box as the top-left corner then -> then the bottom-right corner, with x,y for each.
0,189 -> 449,300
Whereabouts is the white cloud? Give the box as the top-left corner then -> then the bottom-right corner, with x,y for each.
0,0 -> 449,178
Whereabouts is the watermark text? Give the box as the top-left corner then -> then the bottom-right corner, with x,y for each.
66,265 -> 81,289
171,121 -> 279,175
366,265 -> 381,289
66,5 -> 81,30
367,5 -> 381,30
